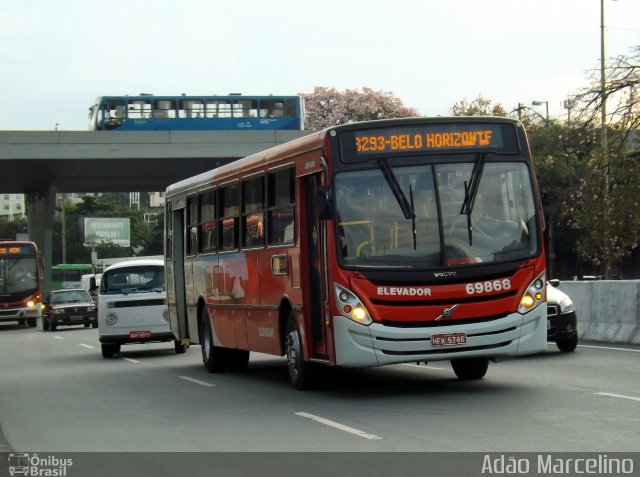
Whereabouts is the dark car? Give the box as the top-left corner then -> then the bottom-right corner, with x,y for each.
547,280 -> 578,352
42,288 -> 97,331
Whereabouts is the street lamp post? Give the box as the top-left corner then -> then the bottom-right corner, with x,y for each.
531,100 -> 549,122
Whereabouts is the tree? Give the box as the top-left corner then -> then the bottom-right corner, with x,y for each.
301,86 -> 419,130
450,95 -> 508,117
53,195 -> 162,264
563,46 -> 640,276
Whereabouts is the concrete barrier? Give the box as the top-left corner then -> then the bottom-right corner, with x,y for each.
557,280 -> 640,346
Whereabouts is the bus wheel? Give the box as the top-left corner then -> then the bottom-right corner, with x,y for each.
285,313 -> 315,390
42,318 -> 50,331
451,358 -> 489,380
227,349 -> 249,372
200,310 -> 227,373
27,318 -> 37,328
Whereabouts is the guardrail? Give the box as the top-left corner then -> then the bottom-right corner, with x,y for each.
557,280 -> 640,346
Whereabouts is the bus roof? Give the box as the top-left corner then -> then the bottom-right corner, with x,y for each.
166,129 -> 325,196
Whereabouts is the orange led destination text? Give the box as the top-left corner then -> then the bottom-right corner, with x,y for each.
355,130 -> 494,153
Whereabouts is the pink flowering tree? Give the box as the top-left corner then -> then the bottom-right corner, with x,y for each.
301,86 -> 419,130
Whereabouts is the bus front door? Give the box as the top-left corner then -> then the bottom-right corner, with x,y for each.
168,204 -> 189,341
301,173 -> 329,359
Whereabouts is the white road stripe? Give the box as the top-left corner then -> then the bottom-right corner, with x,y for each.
123,358 -> 140,364
54,336 -> 64,340
579,344 -> 640,353
595,392 -> 640,403
179,376 -> 216,387
78,343 -> 94,349
295,412 -> 382,440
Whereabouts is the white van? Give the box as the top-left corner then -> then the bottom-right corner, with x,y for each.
98,259 -> 186,358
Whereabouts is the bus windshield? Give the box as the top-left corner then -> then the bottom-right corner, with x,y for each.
0,257 -> 39,294
334,159 -> 539,268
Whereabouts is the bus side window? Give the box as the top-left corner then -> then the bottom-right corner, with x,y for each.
219,184 -> 239,251
267,168 -> 295,246
186,195 -> 198,256
199,189 -> 217,253
242,176 -> 265,248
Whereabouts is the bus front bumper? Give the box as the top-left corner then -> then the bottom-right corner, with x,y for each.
0,307 -> 41,322
332,306 -> 547,367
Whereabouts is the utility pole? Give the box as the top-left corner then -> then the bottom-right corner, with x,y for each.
600,0 -> 612,278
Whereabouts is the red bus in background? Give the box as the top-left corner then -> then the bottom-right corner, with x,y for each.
0,241 -> 42,328
164,117 -> 547,389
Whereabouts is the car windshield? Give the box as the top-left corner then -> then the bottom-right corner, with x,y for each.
101,265 -> 165,294
51,290 -> 91,304
334,160 -> 539,269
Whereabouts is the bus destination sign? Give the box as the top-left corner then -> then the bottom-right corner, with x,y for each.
0,245 -> 33,256
342,123 -> 518,159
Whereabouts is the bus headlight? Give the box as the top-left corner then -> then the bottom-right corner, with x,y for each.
334,283 -> 372,325
27,300 -> 36,308
519,272 -> 546,314
105,313 -> 118,326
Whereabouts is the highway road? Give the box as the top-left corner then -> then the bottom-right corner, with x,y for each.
0,322 -> 638,476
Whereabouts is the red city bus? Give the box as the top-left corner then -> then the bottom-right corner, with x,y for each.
165,117 -> 547,389
0,241 -> 42,327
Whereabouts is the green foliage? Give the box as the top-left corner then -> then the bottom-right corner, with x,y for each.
52,195 -> 162,264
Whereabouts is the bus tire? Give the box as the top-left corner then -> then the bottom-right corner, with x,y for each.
27,318 -> 37,328
285,313 -> 316,390
227,349 -> 249,372
451,358 -> 489,380
200,309 -> 227,373
42,318 -> 50,331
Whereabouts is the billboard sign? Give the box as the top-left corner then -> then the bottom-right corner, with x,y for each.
84,218 -> 131,247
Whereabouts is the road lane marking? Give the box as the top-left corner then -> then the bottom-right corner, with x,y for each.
54,335 -> 64,340
179,376 -> 216,387
78,343 -> 94,349
295,412 -> 382,440
579,344 -> 640,353
123,358 -> 140,364
595,392 -> 640,403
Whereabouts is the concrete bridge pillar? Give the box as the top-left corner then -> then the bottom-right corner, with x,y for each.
25,184 -> 56,296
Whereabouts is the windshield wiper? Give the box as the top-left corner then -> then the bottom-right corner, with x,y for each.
377,158 -> 417,248
459,153 -> 486,246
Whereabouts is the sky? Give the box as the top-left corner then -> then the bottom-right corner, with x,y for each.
0,0 -> 638,130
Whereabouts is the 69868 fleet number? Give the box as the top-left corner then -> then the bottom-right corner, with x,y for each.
465,279 -> 512,295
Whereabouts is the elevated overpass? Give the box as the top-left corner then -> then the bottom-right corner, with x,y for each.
0,129 -> 310,293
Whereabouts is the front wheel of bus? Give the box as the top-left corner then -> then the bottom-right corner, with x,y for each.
286,314 -> 315,390
200,310 -> 227,373
451,358 -> 489,380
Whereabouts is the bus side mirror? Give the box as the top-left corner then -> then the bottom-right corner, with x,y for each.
317,186 -> 334,221
89,277 -> 97,291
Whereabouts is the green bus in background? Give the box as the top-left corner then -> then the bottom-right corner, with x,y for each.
51,264 -> 95,290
